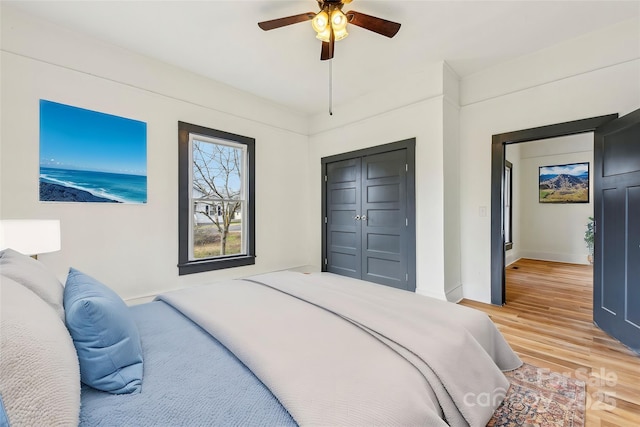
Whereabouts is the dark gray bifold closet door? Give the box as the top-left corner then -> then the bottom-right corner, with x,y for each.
326,158 -> 362,279
326,149 -> 412,291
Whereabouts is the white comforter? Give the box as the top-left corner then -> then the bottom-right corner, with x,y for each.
159,271 -> 521,426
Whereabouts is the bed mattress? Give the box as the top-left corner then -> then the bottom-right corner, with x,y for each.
79,301 -> 296,426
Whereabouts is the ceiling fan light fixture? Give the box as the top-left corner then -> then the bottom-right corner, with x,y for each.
330,9 -> 348,31
312,10 -> 329,33
333,27 -> 348,41
315,27 -> 331,42
257,1 -> 401,62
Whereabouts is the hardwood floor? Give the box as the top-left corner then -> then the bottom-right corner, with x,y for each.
459,258 -> 640,427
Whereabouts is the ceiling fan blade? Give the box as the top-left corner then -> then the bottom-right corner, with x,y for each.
346,10 -> 401,38
258,12 -> 315,31
320,41 -> 332,61
321,29 -> 335,61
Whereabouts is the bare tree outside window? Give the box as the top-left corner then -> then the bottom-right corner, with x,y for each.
178,121 -> 255,275
192,139 -> 245,258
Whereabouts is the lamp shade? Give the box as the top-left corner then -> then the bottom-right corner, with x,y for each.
333,27 -> 348,41
330,9 -> 347,32
311,10 -> 329,33
315,27 -> 331,42
0,220 -> 61,255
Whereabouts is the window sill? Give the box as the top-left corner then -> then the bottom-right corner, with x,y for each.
178,255 -> 255,275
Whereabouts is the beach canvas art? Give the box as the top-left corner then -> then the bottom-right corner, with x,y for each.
39,100 -> 147,203
539,162 -> 589,203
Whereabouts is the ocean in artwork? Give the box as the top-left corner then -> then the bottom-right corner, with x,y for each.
39,100 -> 147,203
40,167 -> 147,204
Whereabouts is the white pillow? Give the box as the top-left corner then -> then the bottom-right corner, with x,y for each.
0,276 -> 80,426
0,248 -> 64,322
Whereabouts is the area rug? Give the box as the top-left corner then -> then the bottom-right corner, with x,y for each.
487,363 -> 586,427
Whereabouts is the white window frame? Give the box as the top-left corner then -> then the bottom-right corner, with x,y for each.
188,134 -> 248,261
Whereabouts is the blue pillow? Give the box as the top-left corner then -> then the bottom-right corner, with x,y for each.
0,394 -> 9,427
63,268 -> 143,394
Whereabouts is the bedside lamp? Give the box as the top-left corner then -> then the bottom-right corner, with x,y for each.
0,219 -> 61,259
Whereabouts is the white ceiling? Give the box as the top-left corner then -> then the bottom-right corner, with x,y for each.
5,1 -> 639,115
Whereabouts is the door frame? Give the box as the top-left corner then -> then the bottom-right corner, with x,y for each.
321,138 -> 416,289
490,114 -> 618,305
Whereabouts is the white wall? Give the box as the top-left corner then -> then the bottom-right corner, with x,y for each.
2,6 -> 638,306
307,62 -> 461,300
460,18 -> 640,303
0,6 -> 311,301
442,82 -> 462,302
508,135 -> 593,265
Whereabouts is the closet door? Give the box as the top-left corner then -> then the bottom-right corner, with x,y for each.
361,150 -> 409,290
326,158 -> 362,279
324,147 -> 413,291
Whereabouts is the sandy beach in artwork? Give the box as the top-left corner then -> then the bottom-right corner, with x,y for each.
39,167 -> 147,204
39,181 -> 120,203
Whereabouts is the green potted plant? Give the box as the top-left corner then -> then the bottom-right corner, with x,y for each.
584,216 -> 594,264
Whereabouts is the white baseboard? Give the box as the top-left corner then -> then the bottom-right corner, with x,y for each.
518,250 -> 590,265
506,257 -> 522,267
505,251 -> 521,266
445,284 -> 464,303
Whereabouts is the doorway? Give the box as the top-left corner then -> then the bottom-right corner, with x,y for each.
491,110 -> 640,354
490,114 -> 617,305
504,134 -> 594,269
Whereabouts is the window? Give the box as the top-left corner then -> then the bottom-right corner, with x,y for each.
504,160 -> 513,250
178,122 -> 255,275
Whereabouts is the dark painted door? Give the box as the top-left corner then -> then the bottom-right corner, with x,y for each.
361,150 -> 409,289
326,158 -> 362,279
326,150 -> 413,291
594,108 -> 640,353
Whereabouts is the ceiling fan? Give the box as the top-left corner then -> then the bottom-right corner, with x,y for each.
258,0 -> 401,61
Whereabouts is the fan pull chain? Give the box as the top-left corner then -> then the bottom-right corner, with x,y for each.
329,59 -> 333,116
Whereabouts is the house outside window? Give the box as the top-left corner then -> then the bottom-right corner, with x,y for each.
178,122 -> 255,275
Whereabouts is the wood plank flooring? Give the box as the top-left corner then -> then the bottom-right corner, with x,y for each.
459,258 -> 640,427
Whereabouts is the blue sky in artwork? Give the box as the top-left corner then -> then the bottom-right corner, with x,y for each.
540,163 -> 588,176
40,100 -> 147,176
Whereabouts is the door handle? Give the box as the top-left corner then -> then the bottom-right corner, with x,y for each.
361,215 -> 367,221
354,215 -> 361,221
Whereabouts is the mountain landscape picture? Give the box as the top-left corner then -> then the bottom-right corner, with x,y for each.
39,100 -> 147,203
539,162 -> 589,203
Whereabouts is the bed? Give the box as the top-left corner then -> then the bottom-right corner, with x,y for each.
0,248 -> 522,426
